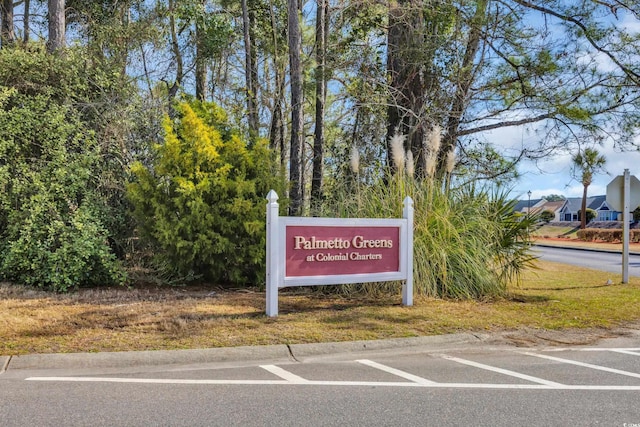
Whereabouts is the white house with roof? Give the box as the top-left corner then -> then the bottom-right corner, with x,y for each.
557,195 -> 618,222
516,175 -> 640,223
532,200 -> 566,222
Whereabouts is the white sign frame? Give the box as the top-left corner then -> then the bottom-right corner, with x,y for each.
266,190 -> 414,317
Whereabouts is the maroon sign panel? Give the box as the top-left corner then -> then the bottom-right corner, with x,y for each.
285,225 -> 400,277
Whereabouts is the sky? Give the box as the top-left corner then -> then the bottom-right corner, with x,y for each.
501,11 -> 640,202
497,126 -> 640,201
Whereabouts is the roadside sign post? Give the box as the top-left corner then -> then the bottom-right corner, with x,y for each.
623,169 -> 630,284
265,190 -> 414,317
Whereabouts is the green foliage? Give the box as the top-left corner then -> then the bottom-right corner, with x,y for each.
127,101 -> 283,285
0,43 -> 142,259
540,210 -> 555,223
325,174 -> 536,299
0,44 -> 120,104
543,194 -> 566,202
0,88 -> 125,292
572,148 -> 607,187
577,208 -> 597,223
2,195 -> 126,292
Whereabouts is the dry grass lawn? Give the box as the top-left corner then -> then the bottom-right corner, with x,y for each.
1,260 -> 640,355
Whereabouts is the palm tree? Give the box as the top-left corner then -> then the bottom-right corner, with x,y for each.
572,148 -> 607,229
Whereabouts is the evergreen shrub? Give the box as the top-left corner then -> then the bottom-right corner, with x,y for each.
127,101 -> 282,285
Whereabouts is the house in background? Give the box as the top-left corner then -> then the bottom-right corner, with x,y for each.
557,195 -> 619,222
515,174 -> 640,223
513,198 -> 544,217
514,195 -> 620,223
531,200 -> 566,222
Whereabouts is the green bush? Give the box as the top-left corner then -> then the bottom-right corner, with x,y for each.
578,208 -> 597,223
540,210 -> 555,223
127,101 -> 283,285
0,89 -> 125,291
2,195 -> 125,291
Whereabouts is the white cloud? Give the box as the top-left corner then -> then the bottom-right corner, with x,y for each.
620,12 -> 640,34
510,133 -> 640,200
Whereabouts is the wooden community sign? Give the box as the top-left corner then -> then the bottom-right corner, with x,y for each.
265,190 -> 414,317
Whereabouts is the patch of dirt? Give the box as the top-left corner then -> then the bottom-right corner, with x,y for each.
493,321 -> 640,347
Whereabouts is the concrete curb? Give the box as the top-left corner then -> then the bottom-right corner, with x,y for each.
1,356 -> 10,374
2,333 -> 484,371
5,344 -> 292,371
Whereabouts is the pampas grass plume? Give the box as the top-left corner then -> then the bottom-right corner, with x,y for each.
406,149 -> 414,177
350,145 -> 360,174
446,147 -> 456,174
390,133 -> 406,172
427,124 -> 442,155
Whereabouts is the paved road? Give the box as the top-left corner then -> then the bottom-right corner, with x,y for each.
534,245 -> 640,277
2,336 -> 640,426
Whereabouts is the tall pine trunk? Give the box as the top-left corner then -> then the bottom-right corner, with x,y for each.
167,0 -> 183,116
47,0 -> 65,53
439,0 -> 487,177
195,0 -> 207,101
23,0 -> 29,44
242,0 -> 259,136
267,0 -> 287,167
386,0 -> 426,177
0,0 -> 14,47
311,0 -> 327,214
288,0 -> 303,215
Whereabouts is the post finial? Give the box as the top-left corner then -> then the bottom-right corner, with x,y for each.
266,190 -> 279,203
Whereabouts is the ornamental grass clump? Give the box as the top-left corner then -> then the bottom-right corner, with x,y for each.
328,136 -> 535,299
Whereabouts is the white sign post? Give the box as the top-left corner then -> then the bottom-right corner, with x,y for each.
623,169 -> 630,284
265,190 -> 414,317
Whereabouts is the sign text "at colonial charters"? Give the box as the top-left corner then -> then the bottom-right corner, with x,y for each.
266,190 -> 414,317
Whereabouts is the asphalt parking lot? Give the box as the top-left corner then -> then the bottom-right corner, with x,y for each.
2,334 -> 640,426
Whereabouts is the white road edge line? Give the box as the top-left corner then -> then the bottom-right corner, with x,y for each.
520,352 -> 640,379
23,377 -> 640,390
545,348 -> 640,353
26,377 -> 290,385
610,350 -> 640,357
356,359 -> 437,384
440,355 -> 564,387
260,365 -> 309,384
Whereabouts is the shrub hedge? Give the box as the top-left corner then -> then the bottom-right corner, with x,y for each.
576,228 -> 640,243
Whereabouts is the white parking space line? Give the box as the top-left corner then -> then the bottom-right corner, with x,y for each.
439,355 -> 564,386
24,376 -> 640,390
520,352 -> 640,379
260,365 -> 309,384
355,359 -> 437,384
23,347 -> 640,391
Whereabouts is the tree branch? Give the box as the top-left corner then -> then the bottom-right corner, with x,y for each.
511,0 -> 640,85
